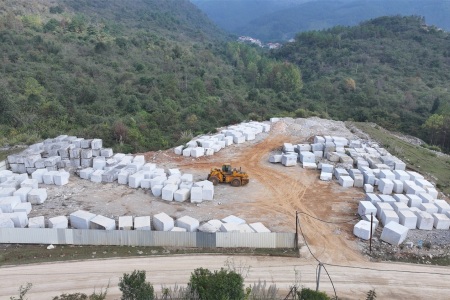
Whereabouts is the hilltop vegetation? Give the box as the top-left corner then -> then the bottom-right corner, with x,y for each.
0,0 -> 303,152
273,16 -> 450,152
193,0 -> 450,42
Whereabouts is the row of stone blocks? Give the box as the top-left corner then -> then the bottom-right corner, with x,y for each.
6,135 -> 111,174
175,121 -> 270,158
3,210 -> 271,233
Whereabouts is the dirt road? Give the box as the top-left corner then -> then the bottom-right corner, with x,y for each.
2,255 -> 450,299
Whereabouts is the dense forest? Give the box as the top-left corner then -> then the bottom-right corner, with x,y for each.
273,16 -> 450,151
1,1 -> 449,153
0,0 -> 303,152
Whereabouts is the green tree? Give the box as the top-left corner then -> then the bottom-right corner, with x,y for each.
118,270 -> 154,300
297,288 -> 330,300
189,268 -> 245,300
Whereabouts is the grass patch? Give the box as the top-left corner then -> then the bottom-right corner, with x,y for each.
353,122 -> 450,196
0,244 -> 298,266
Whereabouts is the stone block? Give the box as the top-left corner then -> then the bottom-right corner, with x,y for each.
80,168 -> 95,180
378,179 -> 394,195
222,215 -> 246,225
249,222 -> 270,233
42,171 -> 59,185
182,148 -> 191,157
5,212 -> 28,228
44,156 -> 61,167
358,201 -> 377,217
327,152 -> 340,162
379,170 -> 395,180
406,183 -> 427,196
380,222 -> 408,245
281,154 -> 297,167
70,210 -> 96,229
408,171 -> 424,182
191,147 -> 205,158
314,136 -> 325,144
353,220 -> 377,240
198,222 -> 219,233
320,164 -> 334,173
393,194 -> 409,205
150,184 -> 163,197
54,171 -> 70,186
300,151 -> 315,163
0,188 -> 16,197
393,170 -> 410,182
90,170 -> 104,183
297,144 -> 311,152
414,211 -> 434,230
220,223 -> 240,232
392,202 -> 409,213
376,202 -> 394,219
93,157 -> 106,170
162,184 -> 178,201
364,184 -> 374,193
13,202 -> 32,214
134,216 -> 151,230
339,176 -> 354,188
150,176 -> 166,188
129,171 -> 145,188
362,214 -> 379,229
140,179 -> 151,189
319,172 -> 332,181
174,188 -> 190,202
365,193 -> 380,205
269,154 -> 282,163
81,158 -> 93,168
153,212 -> 174,231
406,194 -> 422,208
100,148 -> 113,158
171,226 -> 187,232
363,172 -> 375,185
348,169 -> 364,188
13,187 -> 32,203
379,195 -> 396,204
419,203 -> 438,214
0,196 -> 20,213
118,216 -> 133,230
176,216 -> 199,232
49,216 -> 68,229
334,168 -> 349,180
28,216 -> 45,228
381,210 -> 399,226
89,215 -> 115,230
233,136 -> 245,144
432,213 -> 450,230
202,184 -> 214,201
391,180 -> 403,194
28,188 -> 47,204
190,187 -> 203,203
91,138 -> 102,150
394,161 -> 406,171
434,200 -> 450,214
311,143 -> 324,151
419,193 -> 434,204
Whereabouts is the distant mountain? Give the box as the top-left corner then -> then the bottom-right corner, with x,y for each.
192,0 -> 450,42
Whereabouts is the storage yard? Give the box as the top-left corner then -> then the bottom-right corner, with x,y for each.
1,117 -> 449,263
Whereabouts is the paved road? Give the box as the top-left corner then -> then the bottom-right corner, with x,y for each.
1,255 -> 450,299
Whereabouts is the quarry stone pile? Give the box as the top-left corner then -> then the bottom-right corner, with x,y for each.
174,121 -> 270,158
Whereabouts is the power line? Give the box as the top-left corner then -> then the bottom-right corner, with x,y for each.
324,263 -> 450,276
297,211 -> 360,224
322,264 -> 337,300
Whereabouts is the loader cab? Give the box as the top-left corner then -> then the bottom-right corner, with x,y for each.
222,164 -> 232,173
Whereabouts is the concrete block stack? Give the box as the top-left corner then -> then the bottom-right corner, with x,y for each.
175,121 -> 270,157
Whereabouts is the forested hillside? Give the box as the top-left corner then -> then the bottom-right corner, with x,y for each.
193,0 -> 450,42
0,0 -> 303,152
274,16 -> 450,151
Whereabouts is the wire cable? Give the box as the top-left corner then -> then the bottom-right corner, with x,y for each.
322,264 -> 337,300
297,216 -> 320,263
297,211 -> 360,224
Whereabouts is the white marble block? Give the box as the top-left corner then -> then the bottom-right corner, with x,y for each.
281,154 -> 297,167
392,180 -> 403,194
434,200 -> 450,214
20,178 -> 38,189
176,216 -> 199,232
419,193 -> 434,204
162,184 -> 178,201
202,184 -> 214,201
89,215 -> 115,230
364,184 -> 374,193
320,172 -> 332,181
269,154 -> 282,163
358,201 -> 377,217
13,187 -> 32,203
70,210 -> 96,229
151,185 -> 163,197
174,188 -> 190,202
380,222 -> 408,245
134,216 -> 151,230
432,213 -> 450,230
119,216 -> 133,230
27,188 -> 47,204
0,196 -> 20,213
414,211 -> 434,230
378,179 -> 394,195
49,215 -> 68,229
80,168 -> 95,180
393,194 -> 409,205
353,220 -> 376,240
54,171 -> 70,186
153,212 -> 174,231
339,176 -> 354,188
190,186 -> 203,203
419,203 -> 438,214
398,210 -> 417,229
13,202 -> 32,214
381,210 -> 399,226
220,223 -> 240,232
28,216 -> 45,228
249,222 -> 271,233
129,171 -> 145,188
222,215 -> 246,225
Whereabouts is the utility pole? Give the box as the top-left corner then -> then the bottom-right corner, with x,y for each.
316,262 -> 323,292
295,211 -> 298,250
370,212 -> 373,254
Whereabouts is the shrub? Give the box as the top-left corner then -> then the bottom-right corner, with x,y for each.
297,287 -> 330,300
189,268 -> 245,300
119,270 -> 154,300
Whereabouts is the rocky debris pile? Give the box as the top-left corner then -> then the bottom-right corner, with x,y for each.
174,121 -> 270,158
